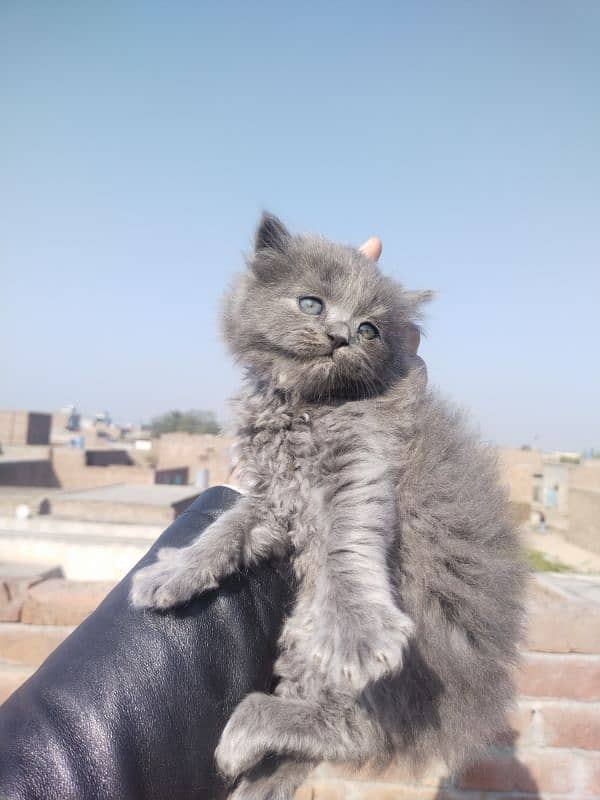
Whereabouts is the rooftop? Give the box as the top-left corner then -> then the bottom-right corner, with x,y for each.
54,483 -> 201,507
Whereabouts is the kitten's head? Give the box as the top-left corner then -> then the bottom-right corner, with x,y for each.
222,213 -> 431,402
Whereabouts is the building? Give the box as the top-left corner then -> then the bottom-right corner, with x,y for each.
532,462 -> 569,514
0,441 -> 187,491
155,432 -> 235,487
499,447 -> 600,555
567,459 -> 600,555
0,411 -> 51,447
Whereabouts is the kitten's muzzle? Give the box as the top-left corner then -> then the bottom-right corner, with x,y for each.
328,333 -> 349,351
326,322 -> 350,351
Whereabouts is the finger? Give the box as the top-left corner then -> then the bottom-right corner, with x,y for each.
358,236 -> 382,262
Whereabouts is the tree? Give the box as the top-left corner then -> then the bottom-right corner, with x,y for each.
150,410 -> 221,437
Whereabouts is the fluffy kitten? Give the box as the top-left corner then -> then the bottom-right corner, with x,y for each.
131,214 -> 525,800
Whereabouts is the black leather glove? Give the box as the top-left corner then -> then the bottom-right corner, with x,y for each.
0,486 -> 291,800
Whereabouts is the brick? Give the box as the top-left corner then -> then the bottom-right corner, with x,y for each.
21,578 -> 115,626
375,760 -> 448,788
340,783 -> 443,800
457,748 -> 576,794
494,703 -> 539,747
582,751 -> 600,796
313,759 -> 451,790
518,652 -> 600,700
0,662 -> 34,704
527,576 -> 600,654
309,783 -> 348,800
434,791 -> 484,800
0,563 -> 62,621
541,702 -> 600,750
0,622 -> 74,666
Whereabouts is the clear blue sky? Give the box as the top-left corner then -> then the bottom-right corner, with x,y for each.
1,2 -> 598,451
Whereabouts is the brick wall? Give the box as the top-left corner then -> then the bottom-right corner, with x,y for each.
1,569 -> 598,798
298,575 -> 600,800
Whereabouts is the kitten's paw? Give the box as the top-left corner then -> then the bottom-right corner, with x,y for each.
231,776 -> 283,800
231,765 -> 309,800
358,607 -> 414,685
129,547 -> 218,610
313,607 -> 414,693
215,694 -> 270,779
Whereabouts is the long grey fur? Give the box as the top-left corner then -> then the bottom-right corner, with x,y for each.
131,213 -> 526,800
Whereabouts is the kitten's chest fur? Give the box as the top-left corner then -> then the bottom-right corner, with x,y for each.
235,387 -> 377,554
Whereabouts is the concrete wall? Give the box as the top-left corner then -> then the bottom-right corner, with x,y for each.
0,531 -> 152,581
497,448 -> 544,506
156,433 -> 235,486
48,497 -> 175,525
51,448 -> 155,490
570,460 -> 600,492
0,446 -> 189,491
50,410 -> 72,444
0,513 -> 161,581
568,488 -> 600,555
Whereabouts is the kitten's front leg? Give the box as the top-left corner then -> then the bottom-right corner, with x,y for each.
311,466 -> 414,693
215,691 -> 379,779
311,597 -> 414,693
130,496 -> 281,610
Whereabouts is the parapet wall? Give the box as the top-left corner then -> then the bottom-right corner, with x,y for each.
300,574 -> 600,800
1,572 -> 598,799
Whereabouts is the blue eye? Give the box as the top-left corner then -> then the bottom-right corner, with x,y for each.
298,296 -> 324,315
358,322 -> 379,340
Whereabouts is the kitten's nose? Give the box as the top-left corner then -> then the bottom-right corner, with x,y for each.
327,323 -> 350,350
328,333 -> 348,349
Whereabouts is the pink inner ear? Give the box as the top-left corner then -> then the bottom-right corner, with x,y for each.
407,325 -> 420,355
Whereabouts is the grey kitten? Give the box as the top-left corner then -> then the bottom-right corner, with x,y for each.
131,214 -> 525,800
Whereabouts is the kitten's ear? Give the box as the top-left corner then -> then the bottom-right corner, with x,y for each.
404,289 -> 435,311
255,212 -> 291,255
407,324 -> 421,355
404,291 -> 434,355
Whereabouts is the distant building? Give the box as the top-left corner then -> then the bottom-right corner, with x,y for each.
567,459 -> 600,556
499,446 -> 600,556
0,441 -> 187,491
0,410 -> 51,446
498,448 -> 544,506
155,432 -> 235,487
532,463 -> 569,513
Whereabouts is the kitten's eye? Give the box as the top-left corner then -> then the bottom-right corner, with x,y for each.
358,322 -> 379,340
298,296 -> 324,315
